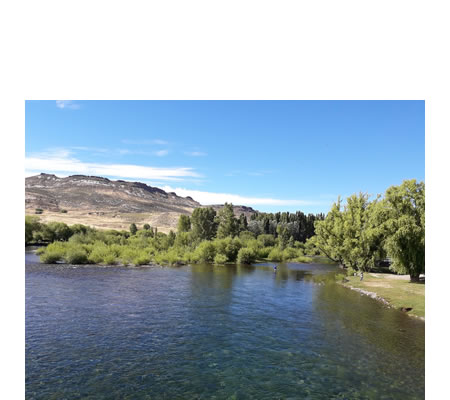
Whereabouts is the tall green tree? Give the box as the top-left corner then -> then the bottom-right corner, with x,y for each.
177,214 -> 191,233
238,213 -> 248,232
216,203 -> 239,238
313,197 -> 346,265
383,179 -> 425,282
191,207 -> 217,240
340,193 -> 387,271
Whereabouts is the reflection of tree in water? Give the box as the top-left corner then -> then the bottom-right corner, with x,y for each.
313,282 -> 425,375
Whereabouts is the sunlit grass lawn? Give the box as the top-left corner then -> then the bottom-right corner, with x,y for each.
344,273 -> 425,318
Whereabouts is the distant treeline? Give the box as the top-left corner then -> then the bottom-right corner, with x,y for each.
248,211 -> 324,242
26,204 -> 319,267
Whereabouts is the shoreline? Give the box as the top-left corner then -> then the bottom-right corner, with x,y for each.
339,274 -> 425,320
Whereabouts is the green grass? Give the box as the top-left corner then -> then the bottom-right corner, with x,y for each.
343,273 -> 425,318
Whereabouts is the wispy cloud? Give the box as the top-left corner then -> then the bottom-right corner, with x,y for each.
184,151 -> 207,157
122,139 -> 169,145
71,146 -> 108,153
161,185 -> 321,207
154,150 -> 169,157
56,100 -> 81,110
25,149 -> 200,181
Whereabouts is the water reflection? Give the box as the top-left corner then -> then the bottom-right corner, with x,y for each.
26,258 -> 424,399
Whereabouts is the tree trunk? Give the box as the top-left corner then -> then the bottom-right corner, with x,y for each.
410,273 -> 421,283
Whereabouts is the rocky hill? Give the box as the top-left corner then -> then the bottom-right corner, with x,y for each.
26,173 -> 201,213
25,173 -> 257,232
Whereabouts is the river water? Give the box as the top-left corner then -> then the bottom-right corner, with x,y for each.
26,250 -> 424,399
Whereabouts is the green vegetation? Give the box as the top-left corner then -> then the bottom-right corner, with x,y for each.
35,208 -> 43,214
313,180 -> 425,282
27,205 -> 319,266
342,273 -> 425,318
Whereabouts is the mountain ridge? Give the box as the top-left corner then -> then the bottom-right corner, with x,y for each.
25,173 -> 257,232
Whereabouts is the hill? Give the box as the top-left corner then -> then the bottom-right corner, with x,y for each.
25,173 -> 257,232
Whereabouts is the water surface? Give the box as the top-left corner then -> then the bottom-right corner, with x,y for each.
26,251 -> 424,399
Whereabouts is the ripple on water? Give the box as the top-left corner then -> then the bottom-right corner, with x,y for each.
26,261 -> 424,399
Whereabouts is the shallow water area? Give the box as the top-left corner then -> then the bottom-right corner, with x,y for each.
26,249 -> 424,399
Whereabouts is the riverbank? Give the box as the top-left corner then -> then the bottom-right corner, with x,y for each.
341,273 -> 425,319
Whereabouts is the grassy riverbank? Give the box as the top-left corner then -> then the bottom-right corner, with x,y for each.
341,273 -> 425,318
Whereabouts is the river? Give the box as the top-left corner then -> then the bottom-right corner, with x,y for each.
26,249 -> 424,399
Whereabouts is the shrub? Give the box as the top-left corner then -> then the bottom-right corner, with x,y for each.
132,251 -> 151,265
257,234 -> 276,247
283,247 -> 298,261
268,247 -> 284,261
237,247 -> 256,264
103,254 -> 117,265
257,246 -> 273,259
35,208 -> 43,214
40,250 -> 63,263
39,242 -> 66,263
60,209 -> 68,213
192,241 -> 216,263
65,247 -> 89,264
214,253 -> 228,264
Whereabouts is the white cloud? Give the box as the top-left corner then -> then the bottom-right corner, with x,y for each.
154,149 -> 169,156
25,149 -> 200,181
161,185 -> 320,206
185,151 -> 207,157
56,100 -> 80,110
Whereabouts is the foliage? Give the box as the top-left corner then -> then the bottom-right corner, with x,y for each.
129,223 -> 138,235
191,207 -> 217,240
214,253 -> 228,264
236,247 -> 256,264
192,241 -> 216,263
383,180 -> 425,281
177,215 -> 191,233
216,203 -> 239,239
267,247 -> 284,261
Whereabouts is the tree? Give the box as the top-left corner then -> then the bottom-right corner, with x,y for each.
25,216 -> 41,244
130,223 -> 138,235
276,224 -> 290,250
238,214 -> 248,232
216,203 -> 239,238
313,197 -> 346,265
177,214 -> 191,233
143,223 -> 151,230
339,193 -> 386,271
191,207 -> 217,240
383,180 -> 425,282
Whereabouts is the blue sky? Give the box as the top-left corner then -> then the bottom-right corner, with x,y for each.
25,100 -> 424,214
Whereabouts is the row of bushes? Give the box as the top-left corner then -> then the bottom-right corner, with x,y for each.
37,233 -> 313,266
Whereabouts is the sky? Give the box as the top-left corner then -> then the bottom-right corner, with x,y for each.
25,100 -> 424,214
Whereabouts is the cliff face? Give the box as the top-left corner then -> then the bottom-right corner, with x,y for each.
25,174 -> 258,224
25,173 -> 201,214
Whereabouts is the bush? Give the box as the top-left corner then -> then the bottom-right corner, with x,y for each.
40,250 -> 63,263
132,251 -> 151,265
35,208 -> 43,214
192,241 -> 216,263
65,247 -> 89,264
267,247 -> 284,261
283,247 -> 298,261
237,247 -> 256,264
257,234 -> 276,247
39,242 -> 66,263
60,209 -> 68,213
214,253 -> 228,264
257,246 -> 273,259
